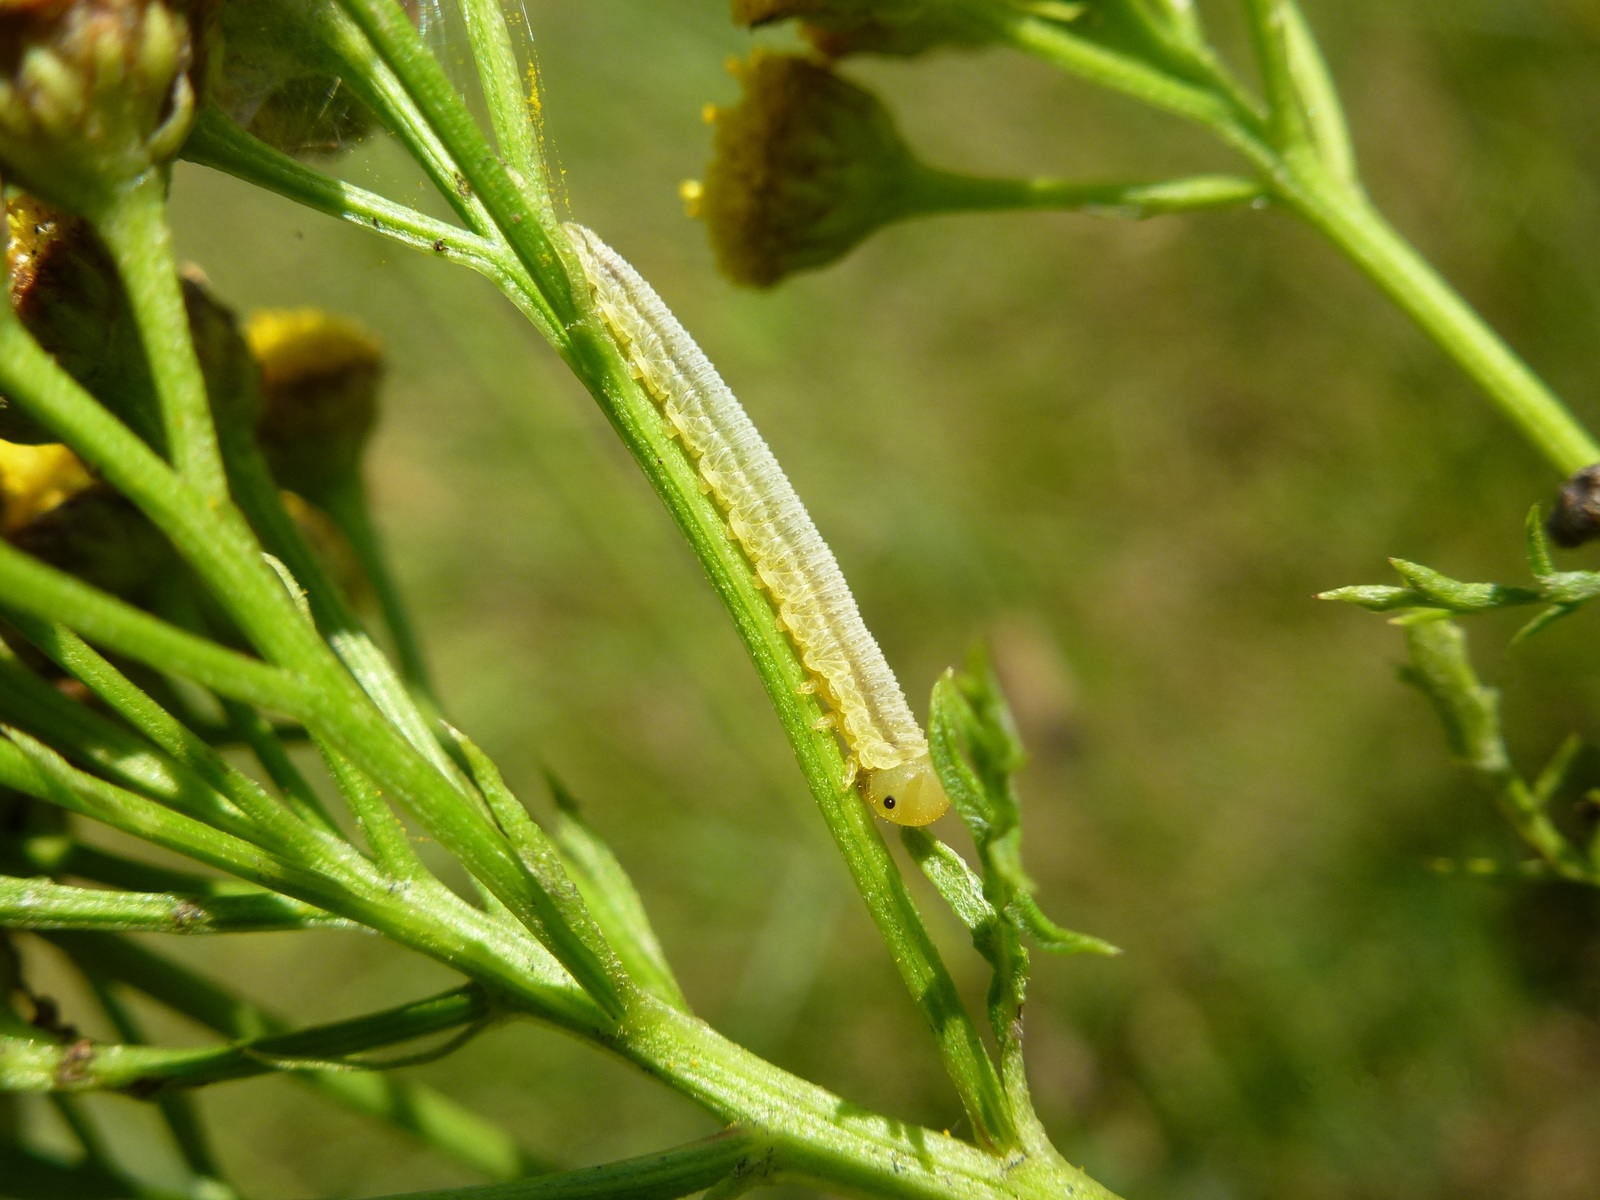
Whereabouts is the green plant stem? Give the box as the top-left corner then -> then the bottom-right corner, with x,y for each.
457,0 -> 547,212
598,997 -> 1112,1200
0,732 -> 596,1025
1242,0 -> 1312,151
999,9 -> 1598,475
93,175 -> 229,503
0,986 -> 489,1093
0,875 -> 351,933
219,698 -> 342,834
1280,174 -> 1600,474
3,614 -> 335,850
999,12 -> 1268,153
1279,0 -> 1357,185
332,0 -> 582,332
45,933 -> 546,1181
903,169 -> 1264,218
1401,619 -> 1596,883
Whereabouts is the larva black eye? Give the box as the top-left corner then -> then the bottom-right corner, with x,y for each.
883,796 -> 896,810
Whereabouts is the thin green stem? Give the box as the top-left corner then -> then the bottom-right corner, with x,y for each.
0,875 -> 352,933
458,0 -> 548,215
0,987 -> 490,1093
93,175 -> 229,502
0,314 -> 630,1017
1242,0 -> 1313,152
316,734 -> 429,879
1279,0 -> 1357,186
997,11 -> 1267,154
3,614 -> 334,852
183,107 -> 505,277
333,0 -> 582,330
219,698 -> 342,834
996,6 -> 1597,474
902,169 -> 1265,218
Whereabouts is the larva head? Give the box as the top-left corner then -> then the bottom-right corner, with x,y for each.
864,758 -> 948,826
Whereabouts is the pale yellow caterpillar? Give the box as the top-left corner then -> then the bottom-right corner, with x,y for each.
566,224 -> 949,827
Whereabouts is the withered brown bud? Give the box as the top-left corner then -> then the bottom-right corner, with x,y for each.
1547,464 -> 1600,549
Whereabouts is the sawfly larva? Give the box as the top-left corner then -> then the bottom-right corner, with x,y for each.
567,223 -> 949,827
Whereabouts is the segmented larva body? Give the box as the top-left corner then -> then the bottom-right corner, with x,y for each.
567,224 -> 948,827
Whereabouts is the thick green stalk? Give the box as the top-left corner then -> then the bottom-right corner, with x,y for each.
600,998 -> 1114,1200
93,175 -> 229,502
561,321 -> 1015,1147
1280,174 -> 1600,474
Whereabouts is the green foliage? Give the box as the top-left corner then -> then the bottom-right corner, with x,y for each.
0,0 -> 1597,1198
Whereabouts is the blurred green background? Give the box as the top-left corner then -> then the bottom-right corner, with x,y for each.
17,1 -> 1600,1197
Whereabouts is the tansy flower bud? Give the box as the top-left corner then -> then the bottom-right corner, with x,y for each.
730,0 -> 990,58
0,0 -> 213,217
699,52 -> 921,287
244,308 -> 381,502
